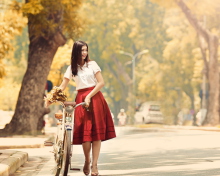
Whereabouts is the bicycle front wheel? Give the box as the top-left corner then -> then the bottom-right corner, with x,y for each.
61,130 -> 71,176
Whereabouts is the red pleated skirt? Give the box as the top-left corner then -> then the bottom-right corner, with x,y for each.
72,87 -> 116,145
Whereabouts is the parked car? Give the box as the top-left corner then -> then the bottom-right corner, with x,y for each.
134,102 -> 163,124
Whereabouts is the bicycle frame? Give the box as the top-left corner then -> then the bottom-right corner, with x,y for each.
55,102 -> 85,155
45,101 -> 86,176
54,102 -> 72,154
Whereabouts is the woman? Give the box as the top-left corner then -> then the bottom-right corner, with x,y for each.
46,41 -> 116,176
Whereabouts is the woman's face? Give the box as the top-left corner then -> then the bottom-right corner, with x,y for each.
81,45 -> 88,60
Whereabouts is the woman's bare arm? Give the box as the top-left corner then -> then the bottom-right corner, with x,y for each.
84,71 -> 104,106
59,77 -> 70,91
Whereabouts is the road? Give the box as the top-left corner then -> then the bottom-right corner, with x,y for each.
10,126 -> 220,176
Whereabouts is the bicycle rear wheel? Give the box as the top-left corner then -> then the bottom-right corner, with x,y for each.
61,130 -> 71,176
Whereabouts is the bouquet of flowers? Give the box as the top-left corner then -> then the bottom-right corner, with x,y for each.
44,86 -> 67,103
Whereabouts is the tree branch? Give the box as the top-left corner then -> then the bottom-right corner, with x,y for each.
176,0 -> 210,43
198,35 -> 209,78
105,63 -> 126,92
111,54 -> 132,85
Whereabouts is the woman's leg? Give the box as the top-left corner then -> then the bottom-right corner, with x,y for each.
82,141 -> 91,175
82,141 -> 91,162
92,140 -> 101,165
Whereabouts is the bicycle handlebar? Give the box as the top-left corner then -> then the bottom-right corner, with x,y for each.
59,101 -> 88,111
74,102 -> 86,109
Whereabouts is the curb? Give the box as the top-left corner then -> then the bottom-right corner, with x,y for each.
0,144 -> 44,150
0,150 -> 28,176
0,134 -> 54,176
134,124 -> 163,128
0,134 -> 54,150
134,124 -> 220,132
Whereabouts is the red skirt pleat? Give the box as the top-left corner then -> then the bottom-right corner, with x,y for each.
72,87 -> 116,145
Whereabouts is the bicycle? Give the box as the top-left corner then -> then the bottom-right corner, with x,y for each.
44,101 -> 87,176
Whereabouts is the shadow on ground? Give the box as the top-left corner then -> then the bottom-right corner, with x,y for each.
96,148 -> 220,176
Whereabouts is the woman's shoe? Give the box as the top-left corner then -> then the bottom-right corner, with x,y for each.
83,160 -> 91,175
91,165 -> 99,176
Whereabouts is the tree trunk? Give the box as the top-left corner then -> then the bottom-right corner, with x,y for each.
0,32 -> 66,136
205,35 -> 219,125
176,0 -> 219,125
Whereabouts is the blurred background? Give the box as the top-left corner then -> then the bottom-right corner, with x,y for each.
1,0 -> 220,132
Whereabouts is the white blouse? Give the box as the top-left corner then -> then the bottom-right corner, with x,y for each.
64,61 -> 101,90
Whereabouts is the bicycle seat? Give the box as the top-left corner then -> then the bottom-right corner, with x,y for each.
64,101 -> 76,107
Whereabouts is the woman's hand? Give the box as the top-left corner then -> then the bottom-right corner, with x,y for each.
44,99 -> 52,108
84,95 -> 91,107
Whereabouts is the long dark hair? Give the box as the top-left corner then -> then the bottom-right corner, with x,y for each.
71,41 -> 90,76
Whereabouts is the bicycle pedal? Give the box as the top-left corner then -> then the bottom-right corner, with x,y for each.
70,168 -> 80,171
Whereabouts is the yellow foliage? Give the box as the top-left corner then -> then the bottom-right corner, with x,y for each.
0,46 -> 27,109
136,56 -> 161,101
193,57 -> 204,80
150,0 -> 177,8
48,40 -> 76,88
0,1 -> 27,79
187,0 -> 220,17
21,0 -> 84,40
0,78 -> 21,111
0,63 -> 6,78
144,0 -> 209,118
22,0 -> 44,15
151,0 -> 220,16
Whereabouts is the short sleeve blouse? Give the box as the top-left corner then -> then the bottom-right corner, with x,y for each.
64,61 -> 101,90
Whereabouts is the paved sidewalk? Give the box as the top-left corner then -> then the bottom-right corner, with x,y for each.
0,134 -> 53,176
167,125 -> 220,132
1,125 -> 220,176
0,150 -> 28,176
